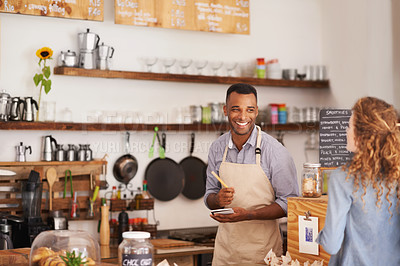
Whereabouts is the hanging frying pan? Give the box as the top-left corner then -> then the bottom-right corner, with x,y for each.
179,133 -> 207,200
113,132 -> 138,185
145,132 -> 185,201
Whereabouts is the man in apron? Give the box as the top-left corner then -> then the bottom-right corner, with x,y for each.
204,83 -> 299,265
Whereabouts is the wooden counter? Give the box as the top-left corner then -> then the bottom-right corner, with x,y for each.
101,243 -> 214,265
287,196 -> 330,265
0,248 -> 115,265
0,244 -> 214,266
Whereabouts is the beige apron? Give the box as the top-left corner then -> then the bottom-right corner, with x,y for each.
212,126 -> 283,265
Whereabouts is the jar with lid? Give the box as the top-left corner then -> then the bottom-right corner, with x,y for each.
301,163 -> 322,198
190,105 -> 202,124
118,231 -> 154,266
209,102 -> 222,123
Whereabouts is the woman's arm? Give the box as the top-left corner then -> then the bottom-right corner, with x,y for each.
316,170 -> 353,255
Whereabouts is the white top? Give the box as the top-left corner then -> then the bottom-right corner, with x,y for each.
122,231 -> 150,239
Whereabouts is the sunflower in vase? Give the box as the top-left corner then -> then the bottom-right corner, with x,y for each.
33,47 -> 53,121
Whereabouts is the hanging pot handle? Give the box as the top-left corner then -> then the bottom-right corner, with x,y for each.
162,133 -> 166,150
125,132 -> 130,153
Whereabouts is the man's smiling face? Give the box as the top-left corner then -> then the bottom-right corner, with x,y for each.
224,91 -> 258,137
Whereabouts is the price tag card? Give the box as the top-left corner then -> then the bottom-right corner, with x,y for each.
298,215 -> 319,255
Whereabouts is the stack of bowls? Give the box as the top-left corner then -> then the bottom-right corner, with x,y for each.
266,59 -> 282,79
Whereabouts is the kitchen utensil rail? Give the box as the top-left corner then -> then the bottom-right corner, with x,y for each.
0,161 -> 106,220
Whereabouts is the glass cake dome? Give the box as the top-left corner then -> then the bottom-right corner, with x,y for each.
29,230 -> 100,266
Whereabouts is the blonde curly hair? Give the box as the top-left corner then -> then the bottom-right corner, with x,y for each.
345,97 -> 400,215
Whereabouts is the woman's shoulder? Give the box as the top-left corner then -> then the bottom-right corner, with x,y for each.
329,167 -> 354,188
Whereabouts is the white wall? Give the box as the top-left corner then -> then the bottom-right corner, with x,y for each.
392,0 -> 400,109
2,0 -> 373,237
321,0 -> 397,108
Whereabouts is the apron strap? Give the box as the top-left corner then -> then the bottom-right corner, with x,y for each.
223,126 -> 262,164
222,145 -> 229,163
255,126 -> 262,165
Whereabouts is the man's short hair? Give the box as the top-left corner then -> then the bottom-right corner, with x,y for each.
226,83 -> 257,103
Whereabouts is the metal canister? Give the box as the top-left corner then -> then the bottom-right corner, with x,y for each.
66,144 -> 76,161
190,105 -> 202,123
209,102 -> 222,123
85,144 -> 93,161
77,144 -> 86,161
55,144 -> 65,161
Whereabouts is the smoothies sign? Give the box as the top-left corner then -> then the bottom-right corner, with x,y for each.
115,0 -> 250,35
0,0 -> 103,21
319,109 -> 353,168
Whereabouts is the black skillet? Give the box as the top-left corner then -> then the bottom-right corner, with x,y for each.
179,133 -> 207,200
113,132 -> 138,185
145,132 -> 185,201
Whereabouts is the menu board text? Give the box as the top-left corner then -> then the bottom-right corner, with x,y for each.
319,109 -> 353,168
115,0 -> 250,35
0,0 -> 104,21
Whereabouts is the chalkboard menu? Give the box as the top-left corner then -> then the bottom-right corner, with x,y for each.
0,0 -> 103,21
115,0 -> 250,35
319,109 -> 353,168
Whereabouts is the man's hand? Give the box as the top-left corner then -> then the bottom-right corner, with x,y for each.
206,188 -> 235,210
216,187 -> 235,207
210,203 -> 286,223
210,207 -> 248,223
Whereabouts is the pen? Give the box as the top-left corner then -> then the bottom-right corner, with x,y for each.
211,171 -> 228,188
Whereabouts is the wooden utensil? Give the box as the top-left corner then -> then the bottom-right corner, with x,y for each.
46,167 -> 57,211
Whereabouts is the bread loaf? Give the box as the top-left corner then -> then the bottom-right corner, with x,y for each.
32,247 -> 56,263
32,247 -> 95,266
39,254 -> 66,266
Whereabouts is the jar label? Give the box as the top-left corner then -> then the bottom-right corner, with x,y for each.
122,254 -> 153,266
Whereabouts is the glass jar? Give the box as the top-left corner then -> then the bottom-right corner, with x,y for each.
118,231 -> 154,266
190,105 -> 202,124
301,163 -> 322,198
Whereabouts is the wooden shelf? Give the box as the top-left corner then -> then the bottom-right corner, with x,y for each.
0,160 -> 106,166
54,67 -> 330,89
0,121 -> 319,132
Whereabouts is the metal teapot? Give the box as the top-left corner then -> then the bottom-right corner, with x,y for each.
42,135 -> 58,161
9,97 -> 24,121
0,90 -> 11,122
22,97 -> 38,122
59,50 -> 78,67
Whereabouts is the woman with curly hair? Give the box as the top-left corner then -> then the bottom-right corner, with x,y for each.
316,97 -> 400,265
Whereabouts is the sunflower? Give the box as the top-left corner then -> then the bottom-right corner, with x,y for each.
36,47 -> 53,60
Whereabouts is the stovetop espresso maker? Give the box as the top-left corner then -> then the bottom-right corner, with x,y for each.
16,142 -> 32,162
78,28 -> 100,69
